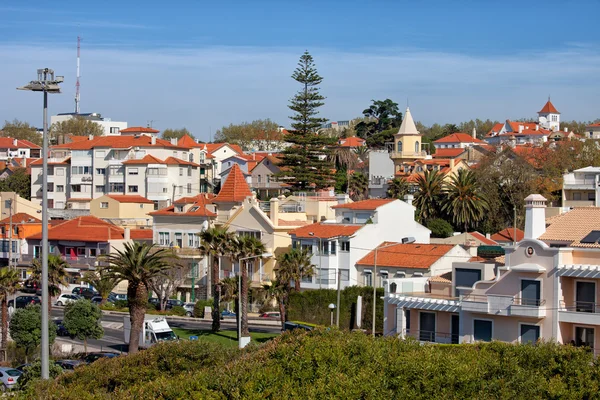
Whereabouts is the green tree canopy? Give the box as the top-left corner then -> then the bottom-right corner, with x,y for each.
63,299 -> 104,353
427,218 -> 454,238
387,177 -> 410,200
442,169 -> 489,232
413,169 -> 445,223
0,267 -> 20,361
1,120 -> 42,145
356,99 -> 403,148
348,171 -> 369,201
9,305 -> 56,360
162,128 -> 192,141
50,116 -> 104,143
0,168 -> 31,200
276,51 -> 335,191
214,119 -> 281,151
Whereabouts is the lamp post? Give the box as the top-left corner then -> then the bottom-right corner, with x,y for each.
7,199 -> 12,271
308,232 -> 322,289
328,303 -> 336,326
238,252 -> 272,349
190,258 -> 198,303
372,242 -> 398,338
18,68 -> 62,379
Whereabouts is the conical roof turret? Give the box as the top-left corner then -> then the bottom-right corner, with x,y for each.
397,107 -> 419,135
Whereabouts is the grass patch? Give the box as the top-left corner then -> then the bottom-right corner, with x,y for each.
173,327 -> 279,347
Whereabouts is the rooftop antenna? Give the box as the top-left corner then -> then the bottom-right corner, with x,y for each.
75,35 -> 81,114
147,120 -> 156,128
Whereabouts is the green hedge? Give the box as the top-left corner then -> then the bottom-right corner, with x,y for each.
22,330 -> 600,399
287,286 -> 384,332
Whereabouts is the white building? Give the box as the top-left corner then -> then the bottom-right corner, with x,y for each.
30,135 -> 198,211
562,167 -> 600,207
51,113 -> 128,136
289,198 -> 430,290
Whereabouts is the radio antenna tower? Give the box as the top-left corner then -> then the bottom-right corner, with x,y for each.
75,36 -> 81,114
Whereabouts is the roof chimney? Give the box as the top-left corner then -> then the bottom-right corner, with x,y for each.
151,136 -> 156,145
124,227 -> 131,241
12,139 -> 17,147
564,127 -> 568,133
270,197 -> 279,226
88,134 -> 94,141
519,125 -> 524,133
403,194 -> 413,206
170,138 -> 177,145
449,158 -> 455,170
524,194 -> 547,240
535,125 -> 539,131
472,127 -> 476,139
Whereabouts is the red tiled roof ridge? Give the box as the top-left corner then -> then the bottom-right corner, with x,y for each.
539,100 -> 560,114
213,164 -> 252,203
356,242 -> 455,269
0,212 -> 41,224
120,126 -> 160,133
434,133 -> 484,144
288,222 -> 363,239
106,195 -> 154,204
331,198 -> 395,210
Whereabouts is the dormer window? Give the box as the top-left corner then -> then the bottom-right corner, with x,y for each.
175,206 -> 184,213
189,206 -> 200,212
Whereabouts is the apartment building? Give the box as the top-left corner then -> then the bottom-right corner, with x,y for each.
562,166 -> 600,207
30,135 -> 198,211
289,199 -> 430,290
0,138 -> 41,160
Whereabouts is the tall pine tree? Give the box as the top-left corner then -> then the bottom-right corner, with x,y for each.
276,51 -> 335,191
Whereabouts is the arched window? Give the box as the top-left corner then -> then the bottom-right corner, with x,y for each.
397,141 -> 403,152
415,141 -> 420,153
390,282 -> 397,293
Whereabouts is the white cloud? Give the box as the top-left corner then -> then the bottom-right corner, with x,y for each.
1,43 -> 599,141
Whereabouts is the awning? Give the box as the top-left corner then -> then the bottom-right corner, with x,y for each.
379,270 -> 389,275
363,269 -> 372,274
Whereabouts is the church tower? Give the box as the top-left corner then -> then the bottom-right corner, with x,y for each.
390,107 -> 424,171
538,98 -> 560,131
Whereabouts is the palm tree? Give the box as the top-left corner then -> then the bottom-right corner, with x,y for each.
442,169 -> 489,232
220,276 -> 240,338
354,146 -> 369,164
277,248 -> 315,292
199,226 -> 234,332
348,171 -> 369,201
387,177 -> 410,199
102,242 -> 177,354
413,169 -> 445,223
263,278 -> 289,327
0,268 -> 20,361
231,236 -> 265,337
82,269 -> 120,305
32,254 -> 69,313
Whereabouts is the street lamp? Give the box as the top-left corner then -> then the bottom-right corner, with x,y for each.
17,68 -> 62,379
307,232 -> 322,289
328,303 -> 336,326
238,252 -> 272,349
372,242 -> 399,338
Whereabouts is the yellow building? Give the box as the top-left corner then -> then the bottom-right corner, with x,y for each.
0,192 -> 41,218
390,107 -> 426,173
89,195 -> 155,227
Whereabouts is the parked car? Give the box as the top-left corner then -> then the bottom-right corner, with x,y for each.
91,295 -> 116,305
14,364 -> 30,373
83,352 -> 120,364
221,310 -> 236,319
55,293 -> 81,306
55,359 -> 85,370
110,293 -> 127,301
53,319 -> 71,337
8,295 -> 41,309
72,287 -> 98,299
0,367 -> 20,392
166,299 -> 184,309
259,312 -> 281,319
183,302 -> 195,317
21,280 -> 38,294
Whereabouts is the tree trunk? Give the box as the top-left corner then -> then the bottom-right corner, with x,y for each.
241,261 -> 249,337
211,256 -> 221,332
278,296 -> 286,328
84,338 -> 88,354
294,277 -> 301,292
127,282 -> 148,354
234,296 -> 240,340
0,298 -> 7,362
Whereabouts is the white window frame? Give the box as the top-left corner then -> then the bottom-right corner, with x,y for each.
100,202 -> 109,209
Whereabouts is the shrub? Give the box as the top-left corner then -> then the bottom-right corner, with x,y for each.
193,299 -> 213,318
114,300 -> 128,309
170,306 -> 186,317
427,218 -> 454,238
17,360 -> 63,391
9,305 -> 57,361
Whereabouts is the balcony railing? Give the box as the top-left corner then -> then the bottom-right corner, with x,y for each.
513,297 -> 546,307
561,301 -> 600,313
405,329 -> 457,344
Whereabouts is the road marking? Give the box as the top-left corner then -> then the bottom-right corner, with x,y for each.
101,321 -> 123,330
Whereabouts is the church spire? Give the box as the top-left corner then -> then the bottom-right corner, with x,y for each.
397,107 -> 419,135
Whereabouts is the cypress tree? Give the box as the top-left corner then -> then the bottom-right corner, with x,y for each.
276,51 -> 335,191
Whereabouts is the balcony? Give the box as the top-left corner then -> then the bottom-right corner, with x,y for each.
389,151 -> 426,160
510,297 -> 546,318
462,294 -> 546,318
563,175 -> 596,189
70,175 -> 93,185
563,200 -> 595,208
108,174 -> 125,183
559,301 -> 600,325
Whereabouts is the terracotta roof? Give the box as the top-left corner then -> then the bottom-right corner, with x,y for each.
277,219 -> 311,227
163,157 -> 200,167
357,242 -> 455,269
337,137 -> 366,147
288,222 -> 363,239
26,216 -> 129,242
200,143 -> 243,155
490,227 -> 524,242
0,138 -> 41,149
539,100 -> 560,114
468,232 -> 498,245
487,123 -> 505,136
508,121 -> 538,132
0,213 -> 41,224
149,194 -> 217,217
434,133 -> 485,144
30,157 -> 71,166
120,126 -> 160,134
106,195 -> 153,204
432,148 -> 466,159
539,208 -> 600,247
430,271 -> 452,284
68,135 -> 88,142
122,154 -> 164,165
332,199 -> 395,210
213,164 -> 252,203
129,229 -> 153,240
587,123 -> 600,128
52,136 -> 187,150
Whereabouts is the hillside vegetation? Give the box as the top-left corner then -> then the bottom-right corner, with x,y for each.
22,329 -> 600,399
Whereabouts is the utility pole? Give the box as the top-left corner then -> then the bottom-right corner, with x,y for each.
7,199 -> 12,270
336,268 -> 341,327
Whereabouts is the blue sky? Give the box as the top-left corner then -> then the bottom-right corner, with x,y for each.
1,0 -> 599,141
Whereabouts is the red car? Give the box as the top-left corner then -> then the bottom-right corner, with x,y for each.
259,312 -> 281,319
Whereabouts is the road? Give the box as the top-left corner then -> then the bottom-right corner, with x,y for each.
50,308 -> 281,353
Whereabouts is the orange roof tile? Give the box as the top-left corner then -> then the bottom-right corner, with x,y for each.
289,222 -> 363,239
202,143 -> 244,155
430,271 -> 452,284
30,157 -> 71,166
213,164 -> 252,203
52,136 -> 187,150
0,138 -> 41,149
150,194 -> 217,217
357,242 -> 455,269
337,137 -> 366,147
129,229 -> 153,240
177,134 -> 202,148
539,100 -> 560,114
122,154 -> 164,165
26,216 -> 129,242
490,227 -> 524,242
120,126 -> 160,134
539,208 -> 600,247
432,148 -> 466,158
0,213 -> 41,224
468,232 -> 498,245
106,195 -> 154,204
434,133 -> 485,144
332,199 -> 395,210
163,157 -> 200,167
